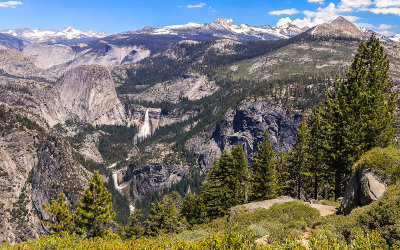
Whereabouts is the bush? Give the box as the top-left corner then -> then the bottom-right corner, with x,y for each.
313,182 -> 400,248
309,228 -> 388,249
349,182 -> 400,247
353,146 -> 400,184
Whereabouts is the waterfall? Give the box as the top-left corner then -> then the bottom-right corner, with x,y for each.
138,109 -> 151,139
112,170 -> 128,191
112,171 -> 120,190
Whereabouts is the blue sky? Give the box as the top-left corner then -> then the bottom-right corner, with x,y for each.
0,0 -> 399,35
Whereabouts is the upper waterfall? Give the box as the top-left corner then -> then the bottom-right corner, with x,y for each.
138,109 -> 151,139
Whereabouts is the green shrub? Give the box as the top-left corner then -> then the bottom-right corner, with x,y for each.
353,146 -> 400,184
349,182 -> 400,247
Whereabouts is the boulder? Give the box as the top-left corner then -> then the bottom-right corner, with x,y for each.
340,169 -> 386,215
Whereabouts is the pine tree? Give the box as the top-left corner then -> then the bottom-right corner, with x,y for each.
201,146 -> 250,218
74,171 -> 116,238
249,130 -> 277,201
146,195 -> 184,236
318,34 -> 397,198
181,192 -> 208,227
308,104 -> 331,199
42,193 -> 73,235
201,151 -> 235,218
275,151 -> 291,196
125,209 -> 144,239
289,117 -> 311,199
231,144 -> 250,204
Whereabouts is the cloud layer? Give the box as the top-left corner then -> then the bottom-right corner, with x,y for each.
271,0 -> 400,35
269,8 -> 299,15
0,1 -> 22,8
187,3 -> 206,8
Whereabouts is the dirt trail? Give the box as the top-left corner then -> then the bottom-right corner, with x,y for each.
231,196 -> 337,217
239,196 -> 337,246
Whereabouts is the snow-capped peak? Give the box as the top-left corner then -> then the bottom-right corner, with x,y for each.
138,17 -> 305,40
214,17 -> 236,26
0,27 -> 107,43
389,34 -> 400,42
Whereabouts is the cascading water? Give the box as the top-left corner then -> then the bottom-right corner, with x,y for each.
138,109 -> 151,139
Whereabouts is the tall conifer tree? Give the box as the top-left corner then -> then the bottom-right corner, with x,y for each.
74,171 -> 115,238
42,193 -> 73,235
201,145 -> 249,218
249,130 -> 277,201
289,117 -> 311,199
231,145 -> 250,204
318,34 -> 397,198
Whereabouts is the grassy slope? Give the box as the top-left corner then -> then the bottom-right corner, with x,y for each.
220,40 -> 400,83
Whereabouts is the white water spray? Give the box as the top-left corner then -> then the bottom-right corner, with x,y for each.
112,170 -> 128,191
138,109 -> 151,139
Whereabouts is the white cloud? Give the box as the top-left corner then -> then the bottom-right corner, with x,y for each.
276,17 -> 314,28
187,3 -> 206,8
269,8 -> 299,15
338,0 -> 373,11
377,30 -> 396,36
308,0 -> 325,4
374,0 -> 400,8
357,22 -> 396,30
357,22 -> 375,29
274,0 -> 399,30
370,7 -> 400,15
276,3 -> 361,29
0,1 -> 22,8
301,3 -> 349,26
276,17 -> 292,27
377,23 -> 396,29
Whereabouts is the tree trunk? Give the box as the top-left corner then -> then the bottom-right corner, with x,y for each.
314,174 -> 318,200
334,169 -> 341,200
297,176 -> 301,200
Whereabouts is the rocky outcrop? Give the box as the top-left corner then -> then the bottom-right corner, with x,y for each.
340,169 -> 386,215
0,123 -> 89,244
23,43 -> 150,77
78,132 -> 104,163
186,99 -> 301,170
0,131 -> 40,244
40,65 -> 127,126
0,64 -> 128,128
307,16 -> 363,39
32,136 -> 90,222
121,74 -> 219,104
0,45 -> 56,81
129,163 -> 189,202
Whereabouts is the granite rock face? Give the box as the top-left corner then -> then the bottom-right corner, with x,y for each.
186,99 -> 302,170
0,127 -> 89,244
129,163 -> 189,202
40,65 -> 127,127
340,169 -> 387,215
307,16 -> 364,39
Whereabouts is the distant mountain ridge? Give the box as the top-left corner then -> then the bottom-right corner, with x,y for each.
128,17 -> 307,41
1,17 -> 399,45
0,27 -> 107,44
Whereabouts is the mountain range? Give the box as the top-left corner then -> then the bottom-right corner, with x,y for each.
2,17 -> 399,45
0,27 -> 106,44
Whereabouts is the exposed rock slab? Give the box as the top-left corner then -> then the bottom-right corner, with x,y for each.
40,65 -> 127,126
0,127 -> 89,244
129,163 -> 189,202
186,99 -> 301,170
340,169 -> 386,215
